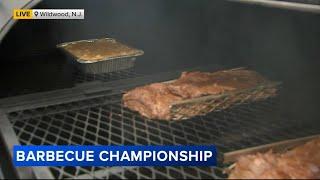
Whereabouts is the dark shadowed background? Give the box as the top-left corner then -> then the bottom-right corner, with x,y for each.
0,0 -> 319,123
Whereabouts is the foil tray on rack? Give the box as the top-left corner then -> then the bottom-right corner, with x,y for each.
57,38 -> 144,74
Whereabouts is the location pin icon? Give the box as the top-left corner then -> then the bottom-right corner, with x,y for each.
34,11 -> 38,17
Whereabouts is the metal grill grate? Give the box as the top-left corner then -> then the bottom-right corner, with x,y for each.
72,68 -> 142,84
6,90 -> 320,179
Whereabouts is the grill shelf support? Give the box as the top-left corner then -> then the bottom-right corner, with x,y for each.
0,67 -> 319,179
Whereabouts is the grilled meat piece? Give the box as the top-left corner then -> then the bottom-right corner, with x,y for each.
123,68 -> 272,120
229,138 -> 320,179
168,69 -> 269,98
122,83 -> 183,120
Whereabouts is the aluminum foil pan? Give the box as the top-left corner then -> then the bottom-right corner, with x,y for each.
57,38 -> 144,74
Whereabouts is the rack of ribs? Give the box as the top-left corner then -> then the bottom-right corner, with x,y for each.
122,68 -> 272,120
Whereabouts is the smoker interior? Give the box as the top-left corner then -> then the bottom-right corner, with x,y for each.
5,87 -> 320,179
1,0 -> 320,179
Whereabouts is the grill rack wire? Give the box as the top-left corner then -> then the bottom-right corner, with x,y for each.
1,65 -> 319,179
6,88 -> 320,179
170,81 -> 280,121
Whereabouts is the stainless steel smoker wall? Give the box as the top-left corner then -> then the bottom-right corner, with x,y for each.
206,0 -> 320,127
1,0 -> 319,124
0,1 -> 319,178
0,0 -> 41,43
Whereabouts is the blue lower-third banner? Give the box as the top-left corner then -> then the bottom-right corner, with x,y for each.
13,145 -> 217,167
